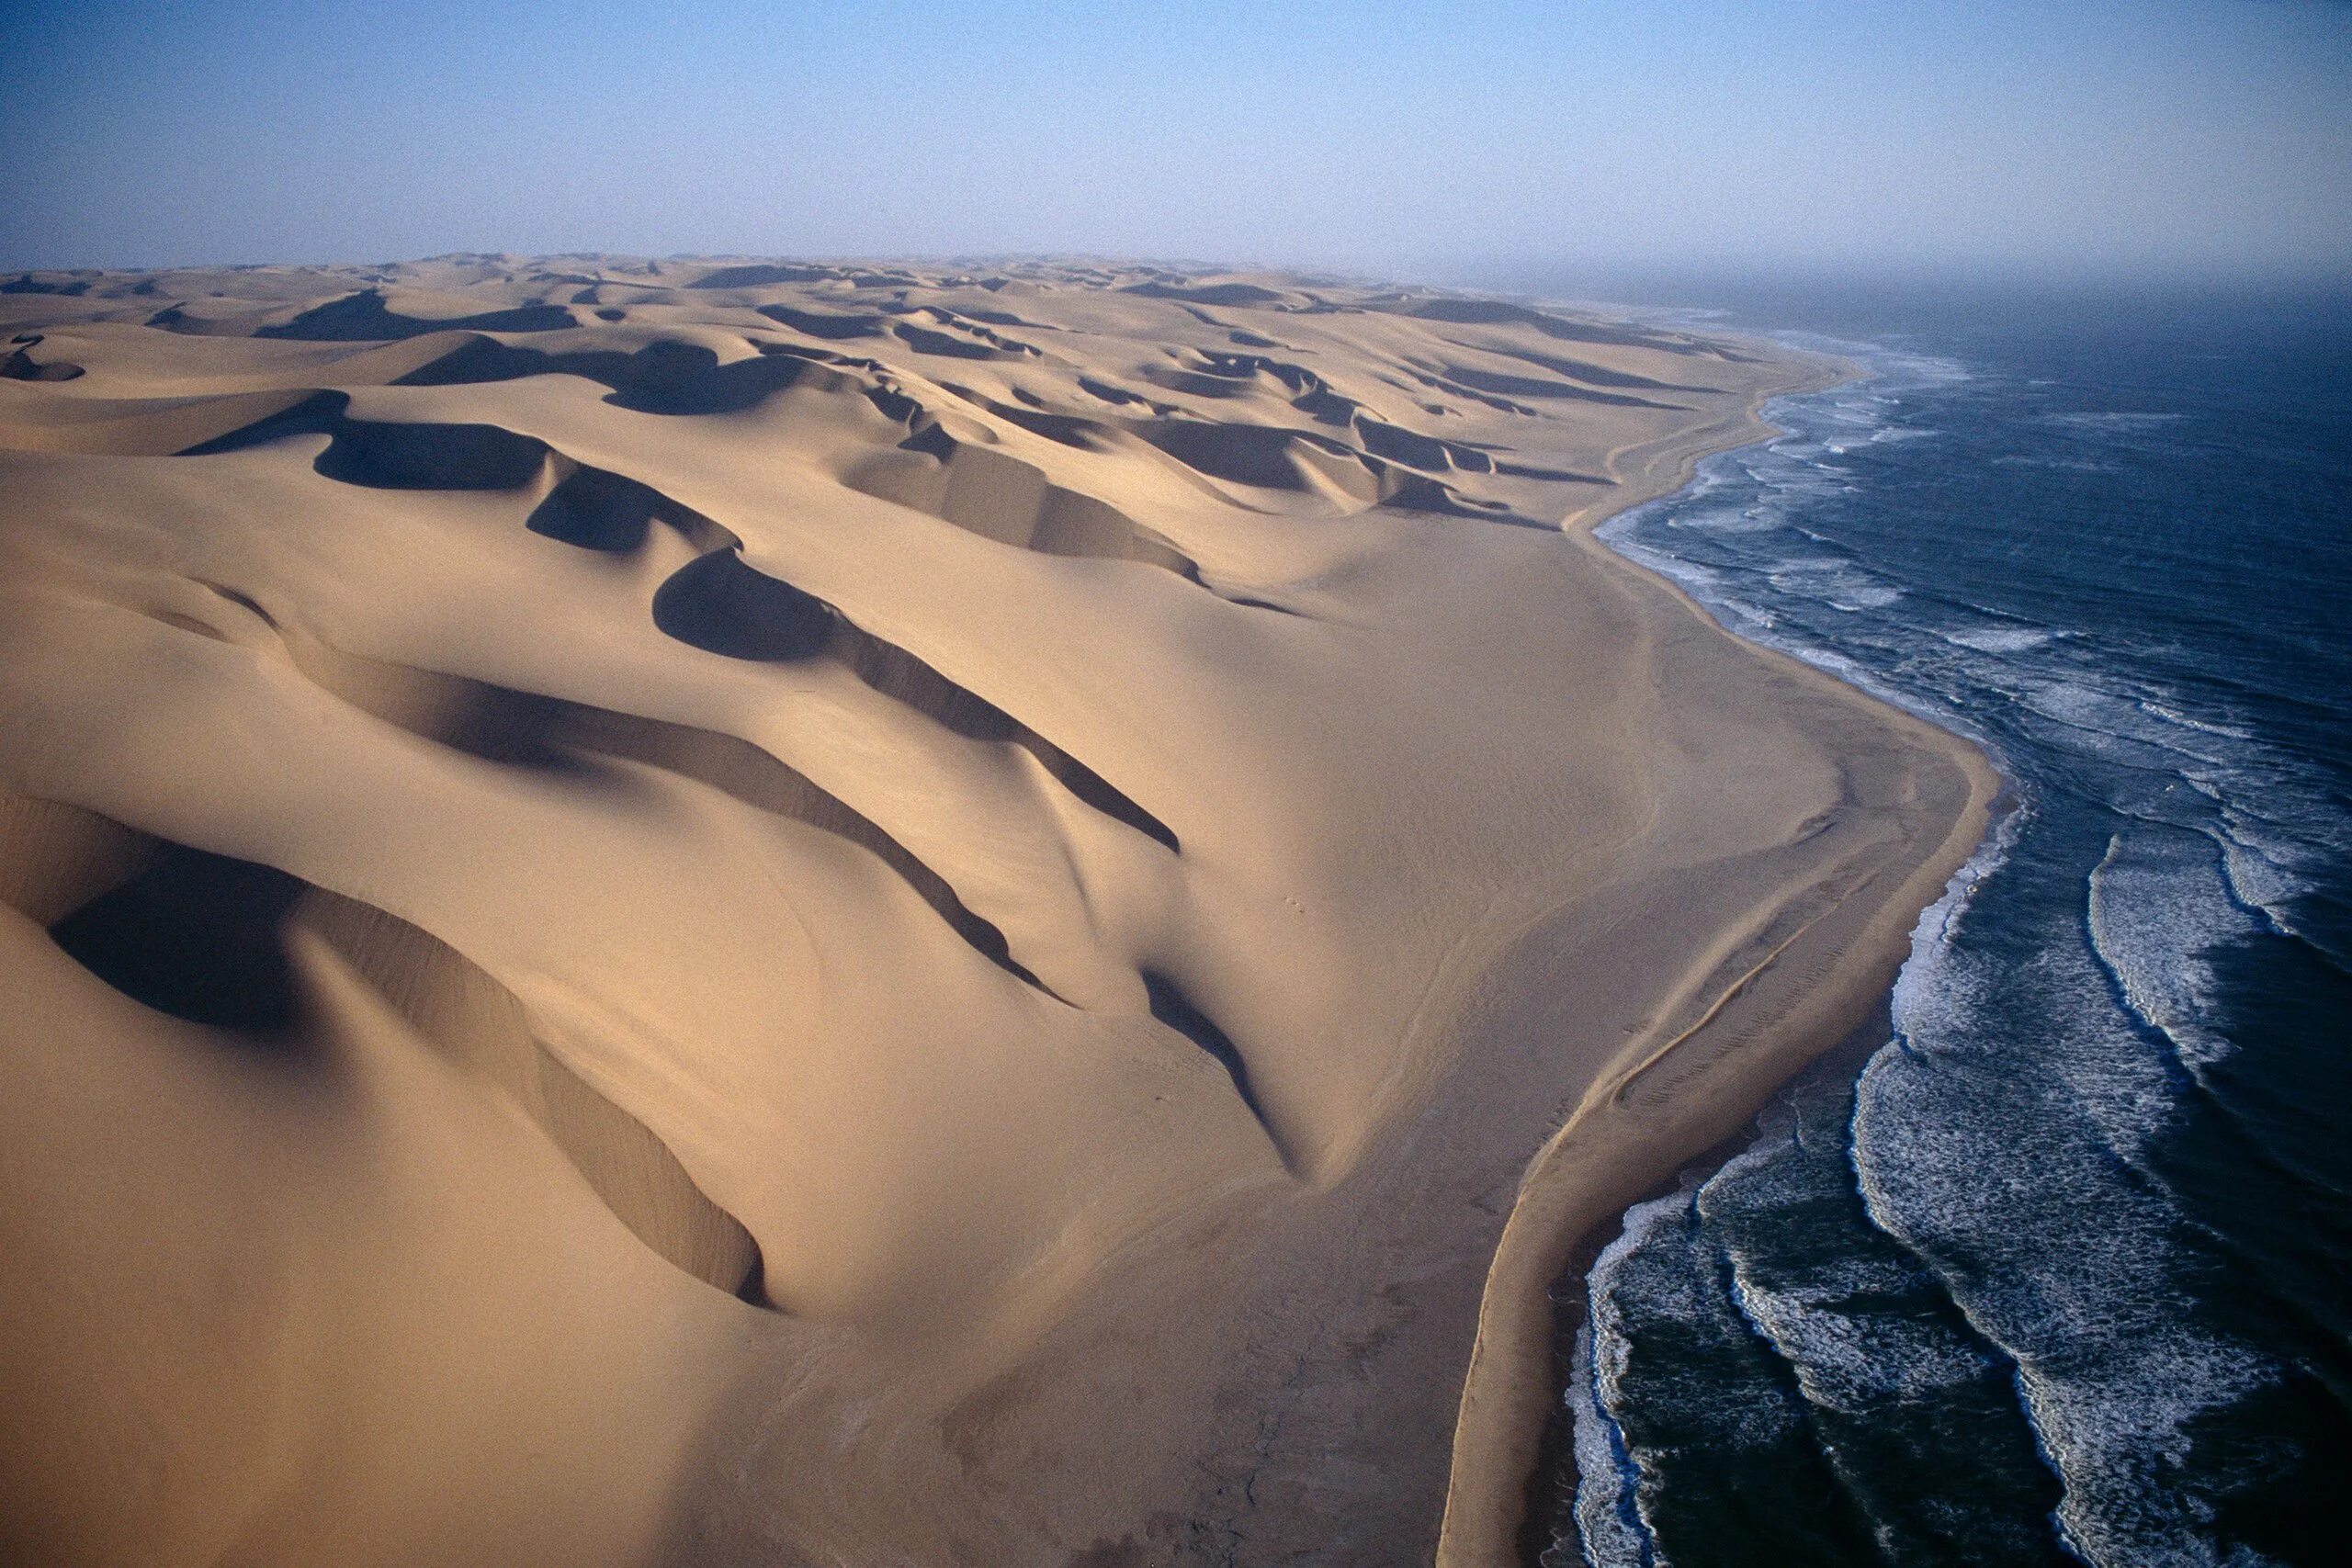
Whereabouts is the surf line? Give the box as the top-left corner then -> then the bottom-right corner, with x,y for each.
1434,857 -> 1902,1568
1438,328 -> 1993,1567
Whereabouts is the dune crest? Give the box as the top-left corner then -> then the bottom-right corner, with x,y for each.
0,258 -> 1990,1566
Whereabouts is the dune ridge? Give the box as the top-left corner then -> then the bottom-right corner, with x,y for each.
0,257 -> 1989,1566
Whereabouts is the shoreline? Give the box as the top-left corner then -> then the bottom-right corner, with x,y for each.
1432,343 -> 2000,1568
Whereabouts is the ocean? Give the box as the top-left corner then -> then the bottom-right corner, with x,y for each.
1525,283 -> 2352,1567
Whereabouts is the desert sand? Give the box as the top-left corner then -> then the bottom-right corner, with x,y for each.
0,256 -> 1992,1566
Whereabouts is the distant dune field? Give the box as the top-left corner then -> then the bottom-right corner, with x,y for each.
0,258 -> 1991,1566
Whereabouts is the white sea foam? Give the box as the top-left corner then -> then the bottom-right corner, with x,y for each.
1702,1132 -> 1998,1411
2044,411 -> 2189,432
1582,314 -> 2336,1568
1566,1325 -> 1651,1568
1577,1192 -> 1700,1562
2140,701 -> 2256,744
2086,827 -> 2260,1070
1944,625 -> 2059,653
1861,770 -> 2290,1567
1659,502 -> 1765,535
1824,583 -> 1904,612
1857,1025 -> 2284,1568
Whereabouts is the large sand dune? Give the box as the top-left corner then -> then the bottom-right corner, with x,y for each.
0,257 -> 1991,1566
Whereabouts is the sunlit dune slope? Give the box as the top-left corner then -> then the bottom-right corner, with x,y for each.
0,256 -> 1988,1567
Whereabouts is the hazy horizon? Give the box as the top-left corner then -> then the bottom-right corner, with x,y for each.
6,0 -> 2349,288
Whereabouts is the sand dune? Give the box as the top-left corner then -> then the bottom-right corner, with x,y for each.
0,257 -> 1990,1566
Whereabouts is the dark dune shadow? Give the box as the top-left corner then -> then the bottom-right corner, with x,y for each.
758,303 -> 890,340
922,312 -> 1040,357
2,341 -> 85,381
396,335 -> 854,417
175,376 -> 1189,864
527,464 -> 707,553
393,336 -> 639,392
2,274 -> 92,296
1396,367 -> 1538,417
295,887 -> 773,1304
1495,458 -> 1613,485
988,401 -> 1110,450
826,601 -> 1184,853
651,550 -> 834,662
1220,594 -> 1307,617
183,391 -> 733,558
35,806 -> 777,1303
692,265 -> 912,291
174,389 -> 352,456
961,309 -> 1052,331
277,634 -> 1045,998
1122,281 -> 1289,307
49,843 -> 306,1036
1012,727 -> 1182,852
859,379 -> 922,423
1381,473 -> 1528,520
1144,350 -> 1335,408
892,322 -> 1014,360
178,393 -> 557,493
1351,416 -> 1494,474
256,288 -> 576,342
314,416 -> 548,490
1140,418 -> 1329,491
1141,969 -> 1283,1161
1142,415 -> 1534,520
1078,376 -> 1157,409
606,343 -> 842,415
383,678 -> 583,771
641,544 -> 1183,853
1198,353 -> 1320,395
1146,367 -> 1259,400
179,344 -> 860,468
865,423 -> 1205,585
544,705 -> 1046,993
688,264 -> 842,288
1290,385 -> 1362,426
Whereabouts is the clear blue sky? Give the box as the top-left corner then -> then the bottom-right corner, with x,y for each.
4,0 -> 2347,283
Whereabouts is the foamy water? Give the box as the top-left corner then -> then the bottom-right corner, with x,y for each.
1542,291 -> 2352,1567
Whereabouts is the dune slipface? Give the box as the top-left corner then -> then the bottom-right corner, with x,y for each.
0,258 -> 1991,1566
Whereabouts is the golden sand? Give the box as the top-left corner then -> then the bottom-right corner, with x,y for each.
0,257 -> 1990,1566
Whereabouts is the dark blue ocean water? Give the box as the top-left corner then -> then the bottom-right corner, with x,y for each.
1534,286 -> 2352,1568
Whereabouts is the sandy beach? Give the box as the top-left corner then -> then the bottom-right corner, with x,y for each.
0,257 -> 1994,1566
